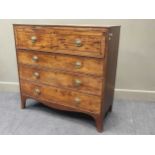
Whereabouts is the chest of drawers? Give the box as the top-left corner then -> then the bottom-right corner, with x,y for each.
13,24 -> 120,132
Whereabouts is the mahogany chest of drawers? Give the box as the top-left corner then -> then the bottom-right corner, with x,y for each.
13,24 -> 120,132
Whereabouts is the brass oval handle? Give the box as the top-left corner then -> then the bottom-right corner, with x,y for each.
75,61 -> 82,69
74,97 -> 81,104
34,88 -> 41,95
75,39 -> 82,47
32,56 -> 38,62
33,72 -> 40,79
74,79 -> 82,87
31,36 -> 37,43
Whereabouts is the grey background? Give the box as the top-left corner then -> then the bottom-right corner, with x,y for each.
0,19 -> 155,93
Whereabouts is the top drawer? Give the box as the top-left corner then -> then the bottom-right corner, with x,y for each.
14,25 -> 107,58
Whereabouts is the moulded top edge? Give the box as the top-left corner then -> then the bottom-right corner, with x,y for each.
13,24 -> 121,29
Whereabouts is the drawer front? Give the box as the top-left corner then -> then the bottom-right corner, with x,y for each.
21,80 -> 101,113
14,26 -> 106,58
19,65 -> 103,96
17,50 -> 104,76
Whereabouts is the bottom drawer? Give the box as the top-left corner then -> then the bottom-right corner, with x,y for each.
20,80 -> 101,113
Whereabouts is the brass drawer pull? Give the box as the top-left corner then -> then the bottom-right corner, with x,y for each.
74,97 -> 81,104
75,61 -> 82,69
34,88 -> 41,95
33,72 -> 40,79
31,36 -> 37,43
75,39 -> 82,47
32,56 -> 38,62
74,79 -> 82,87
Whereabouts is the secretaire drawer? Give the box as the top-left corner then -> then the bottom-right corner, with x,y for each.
14,25 -> 106,58
21,80 -> 101,113
19,65 -> 103,96
17,50 -> 104,76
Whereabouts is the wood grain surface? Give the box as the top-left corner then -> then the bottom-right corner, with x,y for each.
19,65 -> 103,96
21,80 -> 101,113
14,25 -> 106,58
17,50 -> 104,76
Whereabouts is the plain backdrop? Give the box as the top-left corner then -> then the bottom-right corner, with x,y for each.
0,0 -> 155,154
0,19 -> 155,100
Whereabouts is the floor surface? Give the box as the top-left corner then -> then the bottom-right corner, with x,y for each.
0,92 -> 155,135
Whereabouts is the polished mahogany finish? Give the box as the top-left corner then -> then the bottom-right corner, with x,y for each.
13,24 -> 120,132
17,50 -> 104,76
19,65 -> 103,96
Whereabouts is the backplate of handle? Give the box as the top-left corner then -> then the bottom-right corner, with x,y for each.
75,39 -> 82,47
33,72 -> 40,79
34,88 -> 41,95
32,56 -> 39,62
74,79 -> 82,87
75,61 -> 82,69
31,36 -> 37,43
